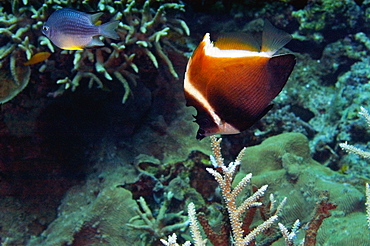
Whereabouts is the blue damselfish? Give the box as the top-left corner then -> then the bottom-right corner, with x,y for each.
42,8 -> 119,50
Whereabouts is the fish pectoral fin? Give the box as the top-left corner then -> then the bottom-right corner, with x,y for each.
86,36 -> 105,47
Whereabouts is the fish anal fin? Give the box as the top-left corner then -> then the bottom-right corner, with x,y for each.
86,36 -> 104,48
61,46 -> 83,50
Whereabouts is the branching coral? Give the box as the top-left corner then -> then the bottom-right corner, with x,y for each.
0,3 -> 38,103
164,136 -> 287,246
0,0 -> 189,103
203,136 -> 286,245
161,233 -> 191,246
278,219 -> 301,246
127,193 -> 189,244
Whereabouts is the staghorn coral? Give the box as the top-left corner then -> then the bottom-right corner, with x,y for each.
127,194 -> 189,244
0,4 -> 35,103
278,219 -> 302,246
166,136 -> 288,246
53,0 -> 189,102
161,233 -> 191,246
0,0 -> 189,103
204,136 -> 285,246
161,136 -> 290,246
340,106 -> 370,159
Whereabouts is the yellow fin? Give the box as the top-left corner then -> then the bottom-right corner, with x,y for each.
23,52 -> 51,65
214,33 -> 260,51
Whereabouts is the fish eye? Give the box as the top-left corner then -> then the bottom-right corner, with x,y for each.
42,26 -> 49,32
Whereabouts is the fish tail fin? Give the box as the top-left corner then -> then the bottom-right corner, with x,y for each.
261,20 -> 292,55
99,20 -> 120,40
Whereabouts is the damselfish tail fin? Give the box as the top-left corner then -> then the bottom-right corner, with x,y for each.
99,20 -> 120,40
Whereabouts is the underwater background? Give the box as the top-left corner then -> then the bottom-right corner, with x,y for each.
1,0 -> 370,245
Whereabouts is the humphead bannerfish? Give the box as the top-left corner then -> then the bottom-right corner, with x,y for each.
184,20 -> 296,140
42,8 -> 120,50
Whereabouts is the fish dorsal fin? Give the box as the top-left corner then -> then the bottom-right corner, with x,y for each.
261,20 -> 292,55
214,33 -> 261,51
90,12 -> 104,24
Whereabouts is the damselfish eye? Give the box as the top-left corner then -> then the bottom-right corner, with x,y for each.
42,26 -> 49,32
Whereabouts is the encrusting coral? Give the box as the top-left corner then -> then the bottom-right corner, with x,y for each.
161,132 -> 369,245
339,106 -> 370,231
0,0 -> 189,103
236,132 -> 369,245
292,0 -> 361,43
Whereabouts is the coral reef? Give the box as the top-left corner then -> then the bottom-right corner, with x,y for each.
0,0 -> 189,103
11,132 -> 367,246
25,151 -> 143,246
186,136 -> 287,246
3,0 -> 370,246
127,195 -> 189,244
235,133 -> 369,245
339,106 -> 370,233
191,1 -> 370,179
292,0 -> 361,43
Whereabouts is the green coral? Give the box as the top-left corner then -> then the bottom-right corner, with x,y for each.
0,0 -> 189,103
292,0 -> 361,43
235,133 -> 368,245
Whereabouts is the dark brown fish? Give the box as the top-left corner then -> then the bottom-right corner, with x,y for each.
184,21 -> 296,139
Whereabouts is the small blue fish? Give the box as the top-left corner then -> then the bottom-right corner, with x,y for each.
42,8 -> 120,50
